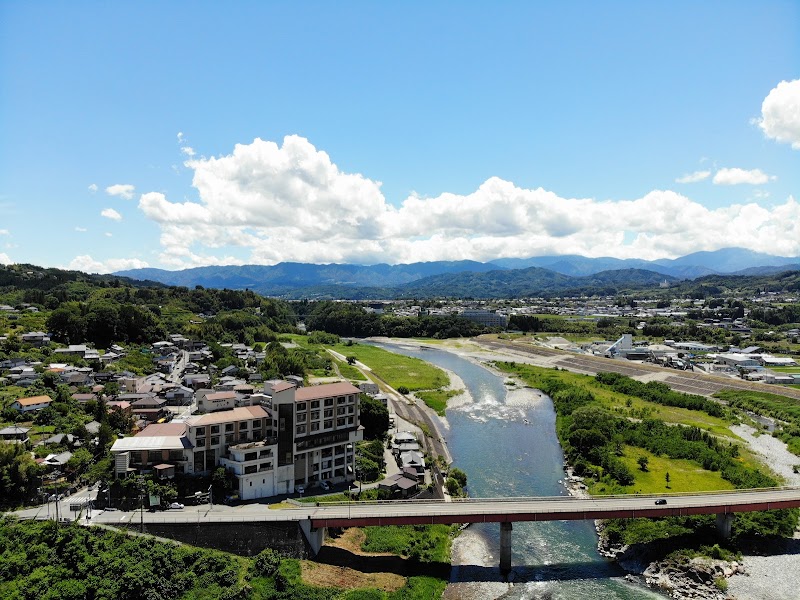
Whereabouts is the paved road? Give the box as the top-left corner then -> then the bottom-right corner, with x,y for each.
18,486 -> 799,528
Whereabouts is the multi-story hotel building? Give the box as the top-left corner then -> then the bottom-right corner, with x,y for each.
111,380 -> 363,501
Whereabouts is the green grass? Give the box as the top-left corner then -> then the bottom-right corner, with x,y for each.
330,343 -> 448,392
361,524 -> 457,563
414,389 -> 460,416
332,358 -> 368,381
589,446 -> 735,495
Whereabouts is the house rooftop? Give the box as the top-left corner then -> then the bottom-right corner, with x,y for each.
187,405 -> 268,426
294,381 -> 361,402
15,395 -> 53,406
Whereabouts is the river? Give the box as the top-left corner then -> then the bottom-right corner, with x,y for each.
368,341 -> 666,599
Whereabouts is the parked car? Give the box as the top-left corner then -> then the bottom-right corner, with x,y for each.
319,481 -> 331,491
294,485 -> 305,495
654,499 -> 667,505
168,502 -> 185,510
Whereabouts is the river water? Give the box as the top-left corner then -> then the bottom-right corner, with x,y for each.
369,341 -> 665,599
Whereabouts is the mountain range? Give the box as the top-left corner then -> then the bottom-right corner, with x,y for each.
115,248 -> 800,299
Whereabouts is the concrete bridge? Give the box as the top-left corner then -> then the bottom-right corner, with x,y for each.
63,486 -> 800,571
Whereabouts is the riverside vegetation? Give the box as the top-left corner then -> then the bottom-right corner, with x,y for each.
0,518 -> 447,600
495,363 -> 799,549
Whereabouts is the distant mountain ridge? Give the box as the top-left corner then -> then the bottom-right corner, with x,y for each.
114,247 -> 800,299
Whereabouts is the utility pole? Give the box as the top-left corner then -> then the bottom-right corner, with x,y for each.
208,484 -> 213,509
139,477 -> 145,533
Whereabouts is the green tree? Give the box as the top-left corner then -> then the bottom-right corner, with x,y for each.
359,395 -> 389,440
637,456 -> 649,472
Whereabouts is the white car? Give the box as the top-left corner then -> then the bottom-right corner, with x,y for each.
294,485 -> 305,495
168,502 -> 185,510
319,481 -> 331,491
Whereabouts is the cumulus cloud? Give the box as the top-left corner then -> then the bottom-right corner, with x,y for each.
675,170 -> 711,184
0,229 -> 8,235
181,146 -> 196,157
101,208 -> 122,221
177,132 -> 185,143
88,183 -> 98,193
106,184 -> 136,199
0,253 -> 11,265
712,168 -> 774,185
135,135 -> 800,268
758,79 -> 800,149
66,255 -> 149,274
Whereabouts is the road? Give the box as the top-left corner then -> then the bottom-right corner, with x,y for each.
15,486 -> 800,529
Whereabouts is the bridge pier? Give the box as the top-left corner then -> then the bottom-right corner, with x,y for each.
300,519 -> 326,556
715,513 -> 733,539
499,522 -> 512,573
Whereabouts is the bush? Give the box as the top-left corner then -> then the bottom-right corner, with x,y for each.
397,386 -> 409,395
253,548 -> 281,577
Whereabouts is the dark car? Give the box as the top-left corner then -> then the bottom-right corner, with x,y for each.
655,499 -> 667,505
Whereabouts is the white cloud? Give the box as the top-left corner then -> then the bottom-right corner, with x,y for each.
181,146 -> 196,157
0,253 -> 12,265
105,232 -> 113,237
675,170 -> 711,184
135,135 -> 800,268
0,229 -> 8,235
712,168 -> 774,186
75,226 -> 87,232
66,255 -> 149,274
88,183 -> 98,193
106,184 -> 136,200
758,79 -> 800,149
177,132 -> 185,143
101,208 -> 122,221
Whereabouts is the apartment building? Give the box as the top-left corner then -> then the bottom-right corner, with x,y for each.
111,380 -> 363,500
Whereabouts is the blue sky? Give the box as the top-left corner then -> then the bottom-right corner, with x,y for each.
1,1 -> 799,273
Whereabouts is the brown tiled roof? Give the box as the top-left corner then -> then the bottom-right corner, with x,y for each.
294,382 -> 361,402
15,395 -> 53,406
270,381 -> 295,392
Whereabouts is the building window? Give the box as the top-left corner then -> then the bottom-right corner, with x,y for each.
245,452 -> 257,461
210,436 -> 219,446
324,408 -> 333,418
259,462 -> 272,471
297,402 -> 306,411
310,423 -> 319,432
194,427 -> 205,436
296,425 -> 306,435
259,449 -> 272,458
311,411 -> 320,420
297,412 -> 306,423
225,423 -> 234,432
324,398 -> 333,407
324,420 -> 333,429
211,425 -> 220,434
311,400 -> 320,408
240,421 -> 248,430
337,418 -> 345,427
225,434 -> 233,444
337,407 -> 345,415
196,437 -> 206,447
347,417 -> 354,425
245,465 -> 257,474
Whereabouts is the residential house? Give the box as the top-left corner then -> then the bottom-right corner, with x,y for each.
11,395 -> 53,413
0,425 -> 30,444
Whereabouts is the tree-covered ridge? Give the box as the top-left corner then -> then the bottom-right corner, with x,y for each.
302,302 -> 488,338
0,519 -> 447,600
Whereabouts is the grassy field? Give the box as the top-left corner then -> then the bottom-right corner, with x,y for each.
330,356 -> 367,381
414,389 -> 460,416
590,446 -> 736,496
329,342 -> 449,392
361,524 -> 458,563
